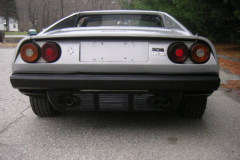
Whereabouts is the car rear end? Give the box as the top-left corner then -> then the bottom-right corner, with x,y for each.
10,11 -> 220,118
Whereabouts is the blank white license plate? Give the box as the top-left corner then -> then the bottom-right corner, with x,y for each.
80,41 -> 149,62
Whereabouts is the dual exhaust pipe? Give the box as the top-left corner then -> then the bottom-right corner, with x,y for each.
56,94 -> 170,110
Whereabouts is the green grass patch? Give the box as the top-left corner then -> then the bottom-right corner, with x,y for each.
5,32 -> 27,35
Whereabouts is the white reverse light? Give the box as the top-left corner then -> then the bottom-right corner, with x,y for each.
26,49 -> 34,57
196,49 -> 205,58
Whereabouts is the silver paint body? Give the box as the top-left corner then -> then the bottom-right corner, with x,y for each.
12,10 -> 219,75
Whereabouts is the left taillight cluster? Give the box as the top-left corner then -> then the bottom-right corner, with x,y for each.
20,42 -> 61,63
168,42 -> 211,64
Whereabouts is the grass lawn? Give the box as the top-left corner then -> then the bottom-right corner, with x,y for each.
5,32 -> 27,35
0,43 -> 17,48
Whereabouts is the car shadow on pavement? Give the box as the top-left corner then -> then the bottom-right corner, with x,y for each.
26,110 -> 212,150
36,111 -> 208,133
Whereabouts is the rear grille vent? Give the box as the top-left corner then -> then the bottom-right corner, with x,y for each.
75,94 -> 94,110
99,94 -> 128,111
72,93 -> 171,111
134,94 -> 152,111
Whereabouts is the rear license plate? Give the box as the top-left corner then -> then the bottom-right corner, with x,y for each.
80,41 -> 149,62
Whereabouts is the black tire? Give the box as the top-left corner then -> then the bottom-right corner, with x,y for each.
29,96 -> 59,117
179,96 -> 207,119
0,30 -> 5,42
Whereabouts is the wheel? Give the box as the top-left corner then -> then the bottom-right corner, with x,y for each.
179,96 -> 207,119
29,96 -> 59,117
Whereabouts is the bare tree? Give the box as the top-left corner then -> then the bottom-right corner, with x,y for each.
15,0 -> 123,32
27,0 -> 38,28
42,0 -> 47,28
60,0 -> 65,18
99,0 -> 106,10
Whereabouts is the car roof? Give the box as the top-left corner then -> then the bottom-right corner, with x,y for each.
38,10 -> 193,36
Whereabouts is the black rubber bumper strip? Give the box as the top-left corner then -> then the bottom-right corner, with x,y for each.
10,74 -> 220,91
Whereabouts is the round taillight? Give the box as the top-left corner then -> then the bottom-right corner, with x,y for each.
41,42 -> 61,62
20,43 -> 40,63
168,43 -> 188,63
190,43 -> 210,63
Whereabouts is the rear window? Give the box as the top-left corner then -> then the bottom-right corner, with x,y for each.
47,15 -> 78,32
77,15 -> 164,27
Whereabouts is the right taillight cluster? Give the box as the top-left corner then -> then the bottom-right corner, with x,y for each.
20,42 -> 61,63
168,42 -> 211,64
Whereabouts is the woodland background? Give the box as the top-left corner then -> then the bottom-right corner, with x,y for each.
0,0 -> 239,43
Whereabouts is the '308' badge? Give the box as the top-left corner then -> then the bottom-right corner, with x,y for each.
152,48 -> 165,56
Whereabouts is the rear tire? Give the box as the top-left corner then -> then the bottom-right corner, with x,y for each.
29,96 -> 59,117
179,96 -> 207,119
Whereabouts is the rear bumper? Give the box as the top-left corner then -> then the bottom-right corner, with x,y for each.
10,74 -> 220,92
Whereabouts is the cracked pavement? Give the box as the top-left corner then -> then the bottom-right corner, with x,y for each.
0,48 -> 240,160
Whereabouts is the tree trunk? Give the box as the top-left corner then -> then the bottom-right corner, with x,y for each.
6,18 -> 9,31
60,0 -> 64,18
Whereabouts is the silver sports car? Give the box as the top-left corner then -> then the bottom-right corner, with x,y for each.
10,10 -> 220,118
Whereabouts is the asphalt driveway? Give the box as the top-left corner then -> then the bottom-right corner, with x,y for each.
0,48 -> 239,160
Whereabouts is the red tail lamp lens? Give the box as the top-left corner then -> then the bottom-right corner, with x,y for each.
175,49 -> 184,57
190,43 -> 210,63
168,43 -> 188,63
46,48 -> 54,56
20,43 -> 40,63
41,42 -> 61,62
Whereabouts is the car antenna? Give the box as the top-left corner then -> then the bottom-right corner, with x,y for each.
195,33 -> 198,42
